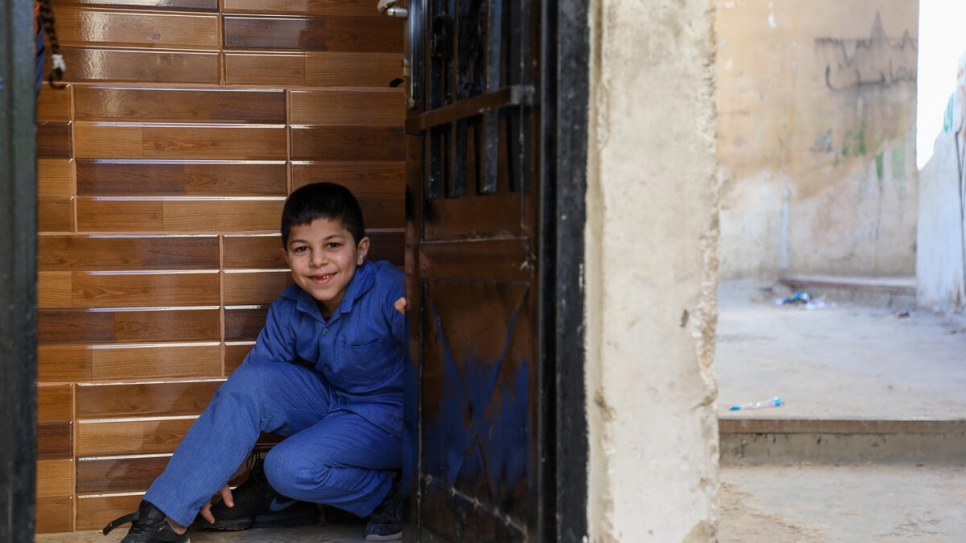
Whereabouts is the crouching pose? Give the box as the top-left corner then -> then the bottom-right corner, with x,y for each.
104,182 -> 407,542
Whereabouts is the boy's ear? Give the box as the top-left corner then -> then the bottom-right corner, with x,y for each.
356,236 -> 371,265
280,246 -> 291,266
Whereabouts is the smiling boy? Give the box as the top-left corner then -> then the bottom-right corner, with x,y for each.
104,182 -> 407,543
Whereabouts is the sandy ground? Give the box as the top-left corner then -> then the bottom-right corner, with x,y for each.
716,280 -> 966,420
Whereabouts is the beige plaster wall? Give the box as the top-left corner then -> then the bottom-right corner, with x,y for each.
586,0 -> 719,541
716,0 -> 919,280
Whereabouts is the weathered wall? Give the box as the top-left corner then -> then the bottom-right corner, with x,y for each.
917,53 -> 966,313
586,0 -> 719,541
716,0 -> 919,280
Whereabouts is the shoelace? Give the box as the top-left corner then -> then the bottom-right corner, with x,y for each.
102,511 -> 139,536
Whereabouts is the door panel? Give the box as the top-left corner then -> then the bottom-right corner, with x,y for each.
405,0 -> 544,540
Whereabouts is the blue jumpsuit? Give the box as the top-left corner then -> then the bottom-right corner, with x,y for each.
144,260 -> 406,527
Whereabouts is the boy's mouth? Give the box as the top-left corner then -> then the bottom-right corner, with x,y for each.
310,272 -> 335,283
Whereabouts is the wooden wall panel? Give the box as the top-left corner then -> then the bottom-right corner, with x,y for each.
76,495 -> 142,532
76,418 -> 195,456
58,0 -> 218,11
225,307 -> 268,341
224,15 -> 327,51
37,159 -> 75,233
77,380 -> 223,418
38,0 -> 406,532
73,123 -> 288,160
91,344 -> 222,380
39,308 -> 220,344
39,235 -> 220,271
37,122 -> 72,159
224,235 -> 286,269
36,496 -> 73,533
223,0 -> 373,16
76,160 -> 287,196
77,456 -> 169,494
59,47 -> 220,84
56,8 -> 220,49
290,89 -> 404,126
74,87 -> 286,123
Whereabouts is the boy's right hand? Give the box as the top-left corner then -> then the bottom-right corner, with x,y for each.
199,484 -> 234,523
394,297 -> 408,315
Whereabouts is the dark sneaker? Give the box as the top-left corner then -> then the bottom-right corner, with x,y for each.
365,474 -> 402,542
193,458 -> 319,530
102,500 -> 189,543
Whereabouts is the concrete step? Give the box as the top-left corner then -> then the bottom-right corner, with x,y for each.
720,418 -> 966,465
779,274 -> 917,308
38,522 -> 368,543
719,464 -> 966,542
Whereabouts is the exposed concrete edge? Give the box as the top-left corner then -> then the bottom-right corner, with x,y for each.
720,418 -> 966,435
780,275 -> 916,295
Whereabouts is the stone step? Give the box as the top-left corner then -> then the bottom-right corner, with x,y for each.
720,418 -> 966,465
779,274 -> 917,308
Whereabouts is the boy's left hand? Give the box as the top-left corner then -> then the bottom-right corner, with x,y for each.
394,297 -> 408,315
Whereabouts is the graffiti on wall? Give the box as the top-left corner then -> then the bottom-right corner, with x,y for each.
816,13 -> 917,91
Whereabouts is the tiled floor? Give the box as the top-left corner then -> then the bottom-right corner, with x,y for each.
37,522 -> 369,543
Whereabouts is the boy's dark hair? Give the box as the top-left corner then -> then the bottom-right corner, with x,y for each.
281,183 -> 366,247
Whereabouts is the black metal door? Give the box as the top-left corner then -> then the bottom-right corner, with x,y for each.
399,0 -> 545,541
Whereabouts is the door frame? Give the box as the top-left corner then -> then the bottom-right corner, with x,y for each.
539,1 -> 589,541
1,0 -> 39,541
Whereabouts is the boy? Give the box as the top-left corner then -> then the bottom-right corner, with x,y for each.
104,182 -> 407,542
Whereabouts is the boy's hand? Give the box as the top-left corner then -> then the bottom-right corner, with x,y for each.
394,297 -> 408,315
199,484 -> 234,524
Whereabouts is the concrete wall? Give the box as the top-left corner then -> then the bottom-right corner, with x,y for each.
716,0 -> 919,280
585,0 -> 719,541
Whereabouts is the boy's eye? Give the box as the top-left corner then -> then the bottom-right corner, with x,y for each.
292,246 -> 308,253
327,242 -> 341,249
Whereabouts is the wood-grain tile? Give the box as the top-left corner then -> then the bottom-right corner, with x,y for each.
38,422 -> 73,461
91,344 -> 222,380
224,52 -> 306,86
76,380 -> 223,418
224,235 -> 286,269
76,160 -> 287,196
38,384 -> 73,422
291,161 -> 404,196
39,308 -> 220,345
161,198 -> 285,232
223,0 -> 373,16
37,159 -> 74,232
77,455 -> 169,494
56,8 -> 219,49
57,0 -> 217,11
39,235 -> 220,271
37,83 -> 72,122
76,197 -> 164,231
37,459 -> 74,498
74,87 -> 286,124
36,496 -> 73,534
60,47 -> 220,84
224,342 -> 254,373
224,15 -> 326,51
224,307 -> 268,341
38,271 -> 73,309
354,196 -> 404,229
38,121 -> 72,159
70,271 -> 220,307
364,230 -> 404,266
38,198 -> 75,233
305,52 -> 401,87
318,16 -> 402,53
291,126 -> 405,161
74,123 -> 288,160
76,418 -> 195,456
76,494 -> 141,532
223,270 -> 291,305
38,345 -> 93,382
289,89 -> 404,126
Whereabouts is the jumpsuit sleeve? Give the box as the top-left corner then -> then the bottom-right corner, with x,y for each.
242,300 -> 298,365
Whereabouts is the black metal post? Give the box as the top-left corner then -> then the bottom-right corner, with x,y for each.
0,0 -> 39,541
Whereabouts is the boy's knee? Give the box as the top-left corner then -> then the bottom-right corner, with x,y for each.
263,446 -> 325,498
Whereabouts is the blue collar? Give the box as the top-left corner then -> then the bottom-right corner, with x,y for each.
283,261 -> 376,322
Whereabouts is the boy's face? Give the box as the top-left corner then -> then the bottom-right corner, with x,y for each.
282,217 -> 370,317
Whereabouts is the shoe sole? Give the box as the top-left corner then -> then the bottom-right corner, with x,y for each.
197,511 -> 320,531
365,533 -> 402,542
